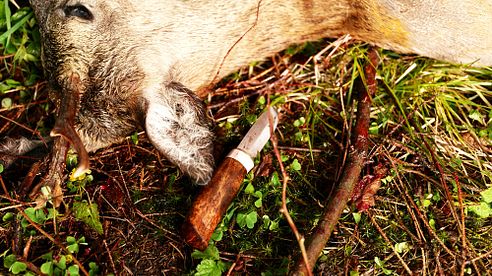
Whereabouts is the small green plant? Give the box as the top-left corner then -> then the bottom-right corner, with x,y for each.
2,235 -> 98,276
1,1 -> 41,115
72,201 -> 103,235
374,256 -> 393,275
21,206 -> 56,231
37,236 -> 97,276
63,169 -> 104,234
233,172 -> 276,230
3,253 -> 31,275
394,242 -> 411,254
416,191 -> 441,209
40,252 -> 78,276
289,158 -> 302,172
244,181 -> 263,208
294,116 -> 309,143
467,187 -> 492,218
66,236 -> 87,254
130,132 -> 139,145
191,244 -> 229,276
66,169 -> 94,195
236,210 -> 258,229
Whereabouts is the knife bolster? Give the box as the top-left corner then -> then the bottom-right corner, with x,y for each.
227,148 -> 254,172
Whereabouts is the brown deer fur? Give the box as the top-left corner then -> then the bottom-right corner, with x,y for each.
15,0 -> 492,184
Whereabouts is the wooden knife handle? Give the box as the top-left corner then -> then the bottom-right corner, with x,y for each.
182,157 -> 247,250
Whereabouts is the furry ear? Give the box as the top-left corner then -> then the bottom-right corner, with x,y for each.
144,82 -> 214,185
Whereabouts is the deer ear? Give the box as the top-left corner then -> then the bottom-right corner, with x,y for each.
144,82 -> 215,185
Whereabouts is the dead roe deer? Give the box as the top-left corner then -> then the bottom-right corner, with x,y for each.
8,0 -> 492,184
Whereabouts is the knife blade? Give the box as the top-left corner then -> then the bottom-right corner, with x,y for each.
227,106 -> 278,172
182,107 -> 279,250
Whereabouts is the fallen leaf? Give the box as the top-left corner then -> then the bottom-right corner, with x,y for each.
352,164 -> 387,212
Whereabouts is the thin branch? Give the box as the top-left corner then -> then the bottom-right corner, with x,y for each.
384,152 -> 456,257
468,249 -> 492,263
292,48 -> 379,275
422,138 -> 461,230
368,211 -> 413,275
455,173 -> 467,276
269,104 -> 312,276
103,239 -> 117,275
0,100 -> 48,113
0,113 -> 43,139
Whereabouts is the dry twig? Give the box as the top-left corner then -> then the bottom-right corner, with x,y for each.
368,211 -> 413,275
292,48 -> 379,275
269,104 -> 312,275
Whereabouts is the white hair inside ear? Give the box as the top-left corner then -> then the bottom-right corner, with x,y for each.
144,82 -> 215,185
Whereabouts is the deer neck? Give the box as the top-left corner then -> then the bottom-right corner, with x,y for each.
175,1 -> 348,92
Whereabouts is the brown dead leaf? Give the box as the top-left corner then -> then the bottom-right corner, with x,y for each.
352,164 -> 387,212
254,153 -> 274,177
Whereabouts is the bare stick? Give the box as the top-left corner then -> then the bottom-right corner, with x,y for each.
270,120 -> 312,275
292,48 -> 379,275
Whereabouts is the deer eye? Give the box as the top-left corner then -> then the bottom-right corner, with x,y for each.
64,5 -> 93,21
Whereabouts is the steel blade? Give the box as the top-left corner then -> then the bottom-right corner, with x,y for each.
237,106 -> 278,159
